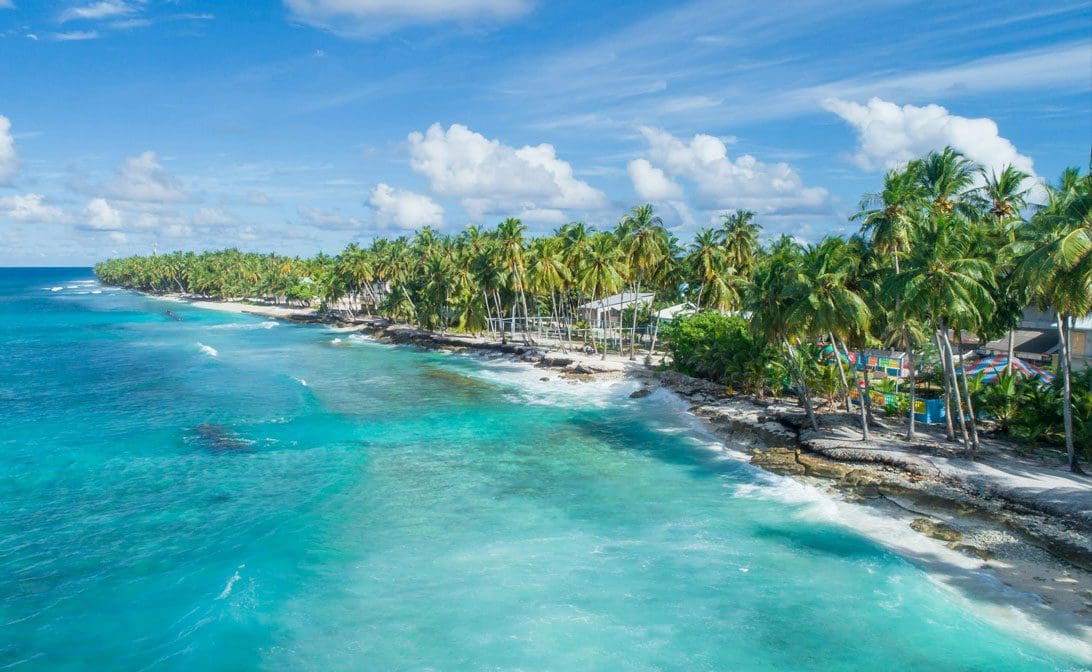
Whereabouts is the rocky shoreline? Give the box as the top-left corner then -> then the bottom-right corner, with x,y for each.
155,298 -> 1092,641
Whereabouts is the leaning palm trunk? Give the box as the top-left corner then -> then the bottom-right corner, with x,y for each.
784,339 -> 819,431
955,329 -> 980,453
939,326 -> 972,454
829,333 -> 853,413
933,329 -> 956,441
1057,312 -> 1082,473
905,332 -> 917,441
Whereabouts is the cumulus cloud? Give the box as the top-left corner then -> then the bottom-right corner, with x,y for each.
823,97 -> 1038,180
633,126 -> 829,214
407,123 -> 608,220
298,205 -> 363,230
60,1 -> 135,22
0,115 -> 17,184
627,158 -> 682,201
368,183 -> 443,230
83,198 -> 123,230
0,193 -> 67,223
284,0 -> 531,36
107,151 -> 189,203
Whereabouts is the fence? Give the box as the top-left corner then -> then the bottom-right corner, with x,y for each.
484,317 -> 664,357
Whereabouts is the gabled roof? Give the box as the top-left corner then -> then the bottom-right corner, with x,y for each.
578,292 -> 655,310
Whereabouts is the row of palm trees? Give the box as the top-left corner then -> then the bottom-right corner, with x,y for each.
94,148 -> 1091,472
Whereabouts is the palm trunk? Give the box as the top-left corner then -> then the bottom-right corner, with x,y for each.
934,328 -> 956,441
519,282 -> 533,344
906,333 -> 917,441
630,278 -> 643,360
863,365 -> 875,426
939,325 -> 972,454
784,339 -> 819,431
1006,329 -> 1015,374
955,329 -> 980,453
829,332 -> 853,413
1057,312 -> 1082,473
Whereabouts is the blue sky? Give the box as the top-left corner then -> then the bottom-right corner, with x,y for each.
0,0 -> 1089,265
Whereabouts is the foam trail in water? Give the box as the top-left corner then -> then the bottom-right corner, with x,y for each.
216,564 -> 245,600
293,377 -> 308,387
197,343 -> 218,358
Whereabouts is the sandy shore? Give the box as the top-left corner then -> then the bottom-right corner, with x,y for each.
155,294 -> 1092,657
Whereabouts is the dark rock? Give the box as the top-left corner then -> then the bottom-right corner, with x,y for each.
910,518 -> 963,543
629,388 -> 653,399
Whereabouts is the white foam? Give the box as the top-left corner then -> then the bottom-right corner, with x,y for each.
50,286 -> 62,292
216,564 -> 245,600
197,343 -> 218,358
91,290 -> 102,294
293,377 -> 308,387
210,321 -> 278,331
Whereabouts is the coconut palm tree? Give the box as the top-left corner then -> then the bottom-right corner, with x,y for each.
497,217 -> 532,342
717,209 -> 760,278
1015,168 -> 1091,473
578,233 -> 628,356
853,163 -> 925,273
791,238 -> 872,436
748,236 -> 819,431
886,214 -> 996,456
619,204 -> 668,359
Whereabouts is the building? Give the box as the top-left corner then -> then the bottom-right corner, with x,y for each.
577,292 -> 654,328
981,307 -> 1091,370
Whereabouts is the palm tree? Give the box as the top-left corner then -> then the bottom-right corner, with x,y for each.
852,163 -> 924,274
791,238 -> 872,437
578,233 -> 628,356
528,237 -> 571,344
748,236 -> 819,431
619,204 -> 667,359
1015,168 -> 1091,473
497,217 -> 532,342
886,214 -> 996,456
717,209 -> 760,278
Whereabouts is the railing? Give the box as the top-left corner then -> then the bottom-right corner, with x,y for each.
484,317 -> 664,357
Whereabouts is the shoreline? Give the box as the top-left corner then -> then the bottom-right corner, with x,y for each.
151,293 -> 1092,655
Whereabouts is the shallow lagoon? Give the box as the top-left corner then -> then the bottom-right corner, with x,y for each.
0,269 -> 1086,671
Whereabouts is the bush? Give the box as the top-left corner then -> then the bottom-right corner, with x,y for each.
663,312 -> 781,395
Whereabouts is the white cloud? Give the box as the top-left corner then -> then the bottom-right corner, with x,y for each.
627,158 -> 682,201
52,31 -> 102,41
407,123 -> 608,220
298,205 -> 363,230
284,0 -> 531,36
0,1 -> 13,11
107,151 -> 189,203
0,115 -> 16,184
0,193 -> 67,223
634,126 -> 829,214
108,231 -> 127,243
83,198 -> 123,230
824,97 -> 1039,181
192,206 -> 236,227
60,1 -> 135,22
368,183 -> 443,230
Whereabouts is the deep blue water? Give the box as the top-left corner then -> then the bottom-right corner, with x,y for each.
0,268 -> 1086,671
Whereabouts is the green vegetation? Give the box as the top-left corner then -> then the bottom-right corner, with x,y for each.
94,148 -> 1091,471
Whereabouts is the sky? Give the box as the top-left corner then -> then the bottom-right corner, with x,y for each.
0,0 -> 1089,265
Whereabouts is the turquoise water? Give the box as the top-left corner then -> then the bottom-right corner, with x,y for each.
0,268 -> 1086,671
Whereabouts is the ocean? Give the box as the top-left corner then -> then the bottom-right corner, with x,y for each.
0,268 -> 1085,671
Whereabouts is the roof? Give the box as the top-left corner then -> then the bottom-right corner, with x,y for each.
654,302 -> 696,320
982,329 -> 1059,359
578,292 -> 655,311
963,354 -> 1055,385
